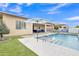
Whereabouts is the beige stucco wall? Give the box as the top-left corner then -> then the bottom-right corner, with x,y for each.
2,14 -> 33,36
45,24 -> 54,32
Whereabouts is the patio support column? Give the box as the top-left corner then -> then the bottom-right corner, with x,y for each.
36,20 -> 39,42
45,24 -> 47,32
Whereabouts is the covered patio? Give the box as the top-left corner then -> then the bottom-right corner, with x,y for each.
33,23 -> 45,33
26,18 -> 55,33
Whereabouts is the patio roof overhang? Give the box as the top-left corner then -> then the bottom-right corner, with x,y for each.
25,18 -> 54,25
33,22 -> 45,26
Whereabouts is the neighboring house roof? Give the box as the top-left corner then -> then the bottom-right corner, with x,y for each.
56,24 -> 68,27
0,12 -> 29,20
26,18 -> 55,25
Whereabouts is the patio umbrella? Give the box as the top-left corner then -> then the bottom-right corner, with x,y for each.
25,18 -> 50,24
25,18 -> 53,42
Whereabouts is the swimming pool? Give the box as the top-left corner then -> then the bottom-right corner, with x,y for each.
37,34 -> 79,51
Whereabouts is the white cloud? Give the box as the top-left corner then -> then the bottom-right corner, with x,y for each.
47,11 -> 60,14
0,3 -> 9,11
49,3 -> 68,11
17,3 -> 33,6
17,3 -> 23,5
66,16 -> 79,20
45,3 -> 70,15
9,5 -> 22,13
26,3 -> 33,6
0,3 -> 9,8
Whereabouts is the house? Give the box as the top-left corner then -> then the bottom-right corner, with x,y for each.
0,12 -> 33,36
0,12 -> 54,36
56,24 -> 69,32
57,24 -> 69,29
45,22 -> 54,32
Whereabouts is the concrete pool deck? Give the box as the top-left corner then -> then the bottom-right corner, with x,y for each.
19,33 -> 79,56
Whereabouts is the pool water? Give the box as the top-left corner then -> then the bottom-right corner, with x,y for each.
38,34 -> 79,51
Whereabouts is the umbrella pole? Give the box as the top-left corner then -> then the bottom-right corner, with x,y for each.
37,31 -> 38,42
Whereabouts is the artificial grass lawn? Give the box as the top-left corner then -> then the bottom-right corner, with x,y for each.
0,36 -> 37,56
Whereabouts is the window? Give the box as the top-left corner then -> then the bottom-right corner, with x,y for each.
16,21 -> 26,29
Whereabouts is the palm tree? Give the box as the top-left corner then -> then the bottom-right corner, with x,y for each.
75,25 -> 79,28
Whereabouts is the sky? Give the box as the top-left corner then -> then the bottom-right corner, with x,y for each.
0,3 -> 79,27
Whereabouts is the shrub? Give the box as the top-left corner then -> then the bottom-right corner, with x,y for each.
0,20 -> 9,40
